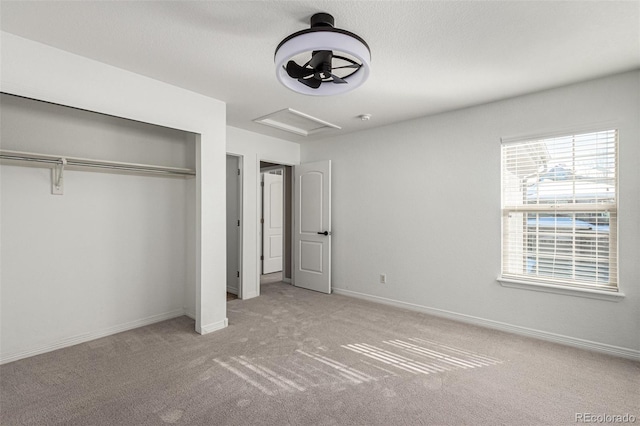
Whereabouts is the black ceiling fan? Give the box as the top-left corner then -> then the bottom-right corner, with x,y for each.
285,50 -> 361,89
275,12 -> 370,94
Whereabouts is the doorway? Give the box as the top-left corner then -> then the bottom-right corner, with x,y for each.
226,154 -> 242,300
260,161 -> 293,286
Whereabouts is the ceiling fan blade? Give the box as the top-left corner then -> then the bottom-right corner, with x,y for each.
309,50 -> 333,69
329,73 -> 348,84
332,64 -> 360,70
298,77 -> 322,89
286,61 -> 314,79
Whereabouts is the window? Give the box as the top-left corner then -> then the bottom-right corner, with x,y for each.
501,130 -> 618,291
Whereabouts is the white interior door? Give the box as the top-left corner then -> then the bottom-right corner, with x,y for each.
294,160 -> 331,294
262,172 -> 283,274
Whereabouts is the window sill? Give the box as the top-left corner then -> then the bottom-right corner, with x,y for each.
497,277 -> 625,302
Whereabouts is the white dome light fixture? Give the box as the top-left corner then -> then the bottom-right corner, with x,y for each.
275,13 -> 371,96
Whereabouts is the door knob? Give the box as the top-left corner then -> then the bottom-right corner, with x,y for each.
317,231 -> 329,236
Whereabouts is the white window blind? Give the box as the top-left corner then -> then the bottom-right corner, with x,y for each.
501,129 -> 618,290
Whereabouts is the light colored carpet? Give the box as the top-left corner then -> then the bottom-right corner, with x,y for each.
1,282 -> 638,425
261,271 -> 283,285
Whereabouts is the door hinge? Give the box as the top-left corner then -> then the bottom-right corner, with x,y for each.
260,255 -> 264,260
237,271 -> 240,278
237,169 -> 240,176
260,218 -> 264,224
237,219 -> 240,226
261,181 -> 264,187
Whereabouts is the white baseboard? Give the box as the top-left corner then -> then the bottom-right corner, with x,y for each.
184,310 -> 227,333
283,278 -> 292,284
226,285 -> 238,295
0,309 -> 185,365
242,291 -> 258,300
198,318 -> 228,335
332,288 -> 640,361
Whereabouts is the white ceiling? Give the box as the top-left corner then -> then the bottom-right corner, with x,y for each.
1,1 -> 639,143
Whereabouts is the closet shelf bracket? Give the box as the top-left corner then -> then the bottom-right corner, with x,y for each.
52,158 -> 67,195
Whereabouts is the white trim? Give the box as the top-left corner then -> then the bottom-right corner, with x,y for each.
256,159 -> 294,297
199,318 -> 228,335
260,164 -> 288,279
332,288 -> 639,361
226,286 -> 239,295
260,165 -> 286,173
242,291 -> 259,300
254,108 -> 341,137
237,157 -> 244,300
497,277 -> 624,301
500,127 -> 619,292
283,278 -> 292,284
256,157 -> 262,296
225,153 -> 244,300
0,309 -> 185,365
500,121 -> 621,145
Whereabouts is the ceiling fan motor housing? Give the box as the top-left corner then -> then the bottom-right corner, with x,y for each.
275,13 -> 371,96
310,13 -> 335,28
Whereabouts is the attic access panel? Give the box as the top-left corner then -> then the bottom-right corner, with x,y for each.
254,108 -> 341,137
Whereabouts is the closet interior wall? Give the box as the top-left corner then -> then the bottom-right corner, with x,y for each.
0,94 -> 196,363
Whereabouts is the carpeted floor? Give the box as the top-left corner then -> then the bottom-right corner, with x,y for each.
261,271 -> 283,285
1,282 -> 638,425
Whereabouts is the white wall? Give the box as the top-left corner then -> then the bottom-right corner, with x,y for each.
1,32 -> 227,363
301,71 -> 640,358
0,94 -> 196,169
226,126 -> 300,299
0,167 -> 190,361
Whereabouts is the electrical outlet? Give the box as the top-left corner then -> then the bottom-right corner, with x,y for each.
380,274 -> 387,284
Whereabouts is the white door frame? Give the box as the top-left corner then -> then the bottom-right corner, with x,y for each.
226,153 -> 243,298
256,159 -> 295,293
261,167 -> 285,275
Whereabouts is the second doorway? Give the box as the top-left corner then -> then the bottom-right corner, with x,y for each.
260,161 -> 292,285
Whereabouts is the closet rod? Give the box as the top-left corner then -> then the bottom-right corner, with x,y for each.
0,150 -> 196,177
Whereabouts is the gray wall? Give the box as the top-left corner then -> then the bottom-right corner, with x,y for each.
301,71 -> 640,355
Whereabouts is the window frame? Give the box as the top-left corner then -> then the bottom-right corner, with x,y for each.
498,128 -> 622,301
